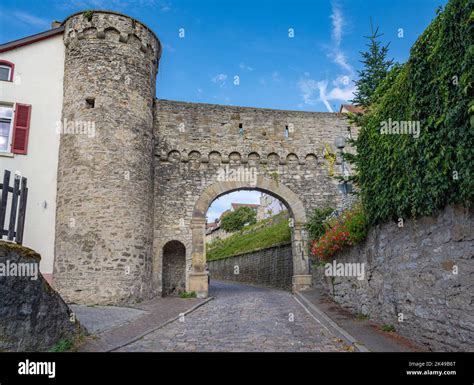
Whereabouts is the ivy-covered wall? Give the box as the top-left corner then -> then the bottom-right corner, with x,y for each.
350,0 -> 473,224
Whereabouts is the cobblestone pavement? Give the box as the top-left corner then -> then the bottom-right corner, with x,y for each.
118,281 -> 349,352
70,305 -> 147,334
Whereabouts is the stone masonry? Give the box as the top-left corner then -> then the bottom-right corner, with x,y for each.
52,10 -> 353,304
313,205 -> 474,351
208,243 -> 293,290
0,241 -> 83,351
54,11 -> 161,305
153,100 -> 354,298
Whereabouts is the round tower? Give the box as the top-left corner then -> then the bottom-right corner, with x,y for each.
53,11 -> 161,304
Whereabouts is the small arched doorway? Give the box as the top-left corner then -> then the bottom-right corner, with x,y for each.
162,240 -> 186,296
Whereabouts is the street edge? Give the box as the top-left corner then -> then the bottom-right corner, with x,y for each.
107,297 -> 214,352
294,292 -> 370,352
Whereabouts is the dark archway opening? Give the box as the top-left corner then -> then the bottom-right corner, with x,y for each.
162,240 -> 186,296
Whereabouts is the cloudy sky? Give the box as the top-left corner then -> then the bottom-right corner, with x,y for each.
0,0 -> 447,219
1,0 -> 447,112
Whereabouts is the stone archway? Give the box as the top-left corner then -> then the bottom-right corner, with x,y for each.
188,175 -> 312,298
162,240 -> 186,296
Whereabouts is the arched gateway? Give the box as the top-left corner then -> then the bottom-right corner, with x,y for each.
188,177 -> 310,298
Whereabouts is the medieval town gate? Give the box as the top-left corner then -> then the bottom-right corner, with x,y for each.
52,11 -> 353,304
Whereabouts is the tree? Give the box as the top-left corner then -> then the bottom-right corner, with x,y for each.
352,19 -> 394,107
220,207 -> 257,232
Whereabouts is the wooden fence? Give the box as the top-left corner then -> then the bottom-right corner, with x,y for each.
0,170 -> 28,244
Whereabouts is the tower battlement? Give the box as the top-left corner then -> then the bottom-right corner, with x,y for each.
63,10 -> 161,63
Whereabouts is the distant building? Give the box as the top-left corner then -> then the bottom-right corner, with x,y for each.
257,193 -> 284,221
230,203 -> 260,211
339,104 -> 365,114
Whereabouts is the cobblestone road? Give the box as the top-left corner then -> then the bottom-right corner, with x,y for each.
118,281 -> 348,352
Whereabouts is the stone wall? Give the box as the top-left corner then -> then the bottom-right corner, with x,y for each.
312,205 -> 474,351
208,243 -> 293,290
0,241 -> 83,351
153,99 -> 353,294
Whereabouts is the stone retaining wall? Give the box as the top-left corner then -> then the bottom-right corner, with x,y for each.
0,241 -> 83,351
208,243 -> 293,290
312,205 -> 473,351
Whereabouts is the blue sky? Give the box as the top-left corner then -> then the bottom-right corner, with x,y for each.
0,0 -> 447,220
0,0 -> 447,112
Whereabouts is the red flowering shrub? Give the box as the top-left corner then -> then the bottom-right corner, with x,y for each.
311,205 -> 368,262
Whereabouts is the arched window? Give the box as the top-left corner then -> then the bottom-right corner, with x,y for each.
0,60 -> 14,82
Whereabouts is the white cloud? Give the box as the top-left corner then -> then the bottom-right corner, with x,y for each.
330,2 -> 343,46
328,2 -> 354,75
297,2 -> 356,112
11,11 -> 50,28
271,71 -> 280,82
163,43 -> 175,53
239,63 -> 253,72
333,51 -> 353,74
298,77 -> 355,112
211,73 -> 228,87
207,191 -> 262,222
328,85 -> 356,101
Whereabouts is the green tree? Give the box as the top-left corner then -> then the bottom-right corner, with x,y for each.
352,19 -> 394,107
220,207 -> 257,232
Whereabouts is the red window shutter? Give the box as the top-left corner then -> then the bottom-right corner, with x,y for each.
11,104 -> 31,155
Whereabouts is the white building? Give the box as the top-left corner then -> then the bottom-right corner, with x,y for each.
0,25 -> 65,283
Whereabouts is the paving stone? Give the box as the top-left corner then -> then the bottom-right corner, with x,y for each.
118,281 -> 349,352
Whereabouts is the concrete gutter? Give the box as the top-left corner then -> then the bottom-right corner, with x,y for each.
294,291 -> 370,352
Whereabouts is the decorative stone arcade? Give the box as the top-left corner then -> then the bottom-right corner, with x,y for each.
188,177 -> 311,298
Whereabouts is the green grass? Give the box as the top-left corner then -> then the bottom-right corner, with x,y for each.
381,324 -> 396,332
49,339 -> 73,352
207,212 -> 291,261
179,291 -> 197,298
355,313 -> 370,320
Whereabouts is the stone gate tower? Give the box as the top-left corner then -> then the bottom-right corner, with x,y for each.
53,11 -> 161,304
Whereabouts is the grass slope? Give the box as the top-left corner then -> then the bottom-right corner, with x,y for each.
206,212 -> 291,261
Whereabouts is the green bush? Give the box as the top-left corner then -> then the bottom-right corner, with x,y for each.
349,0 -> 473,224
305,207 -> 334,241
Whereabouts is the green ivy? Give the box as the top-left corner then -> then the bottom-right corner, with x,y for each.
350,0 -> 473,224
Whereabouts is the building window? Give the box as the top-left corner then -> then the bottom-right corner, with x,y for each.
0,103 -> 32,155
0,61 -> 14,82
0,104 -> 13,152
